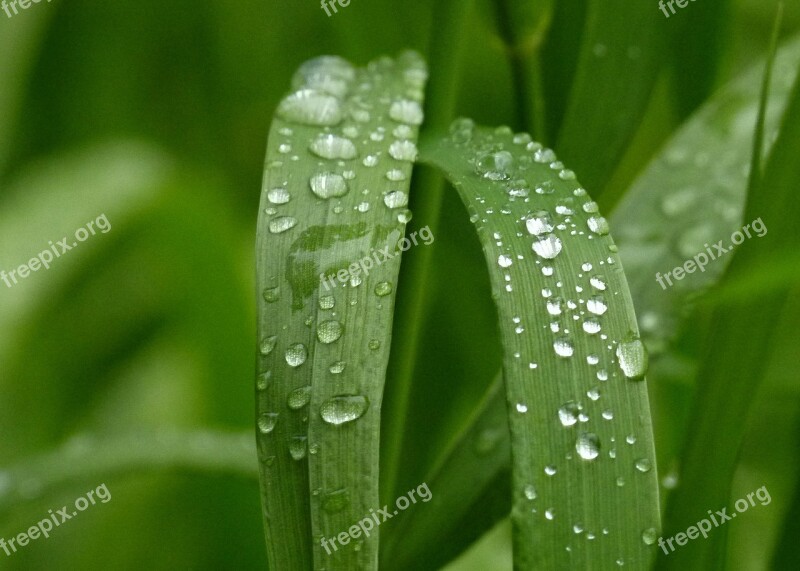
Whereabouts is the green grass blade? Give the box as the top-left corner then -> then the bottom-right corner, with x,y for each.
255,53 -> 426,570
419,122 -> 660,569
657,44 -> 800,571
383,374 -> 510,569
611,35 -> 800,357
555,0 -> 664,195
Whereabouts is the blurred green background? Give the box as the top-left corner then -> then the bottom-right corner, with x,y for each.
0,0 -> 799,569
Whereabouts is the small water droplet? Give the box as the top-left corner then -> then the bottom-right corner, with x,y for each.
576,433 -> 600,460
269,216 -> 298,234
310,172 -> 348,199
287,385 -> 312,410
319,295 -> 335,310
320,395 -> 370,425
642,528 -> 658,545
263,286 -> 281,303
635,458 -> 652,473
388,140 -> 418,161
524,484 -> 537,500
316,320 -> 343,344
386,168 -> 406,181
553,337 -> 574,357
545,508 -> 555,520
526,211 -> 554,236
475,151 -> 514,181
546,298 -> 563,316
277,89 -> 343,126
532,234 -> 562,259
586,296 -> 608,316
587,216 -> 610,236
258,412 -> 279,434
362,155 -> 379,167
289,436 -> 308,460
558,402 -> 580,427
309,134 -> 358,160
384,190 -> 408,209
498,254 -> 513,268
260,335 -> 278,355
449,117 -> 475,143
583,318 -> 601,335
368,339 -> 381,350
285,343 -> 308,367
268,187 -> 291,204
375,281 -> 393,297
544,465 -> 557,476
516,403 -> 528,413
389,99 -> 424,125
616,335 -> 648,381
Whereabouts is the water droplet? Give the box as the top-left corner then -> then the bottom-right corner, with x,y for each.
526,211 -> 554,236
388,140 -> 418,161
287,385 -> 312,410
587,216 -> 610,236
319,295 -> 335,310
258,412 -> 278,434
322,489 -> 350,513
320,395 -> 370,425
533,148 -> 557,163
582,318 -> 601,335
285,343 -> 308,367
362,155 -> 378,167
386,168 -> 406,181
553,337 -> 574,357
383,190 -> 408,208
498,254 -> 513,268
635,458 -> 652,473
642,528 -> 658,545
396,209 -> 413,223
309,134 -> 358,160
268,187 -> 291,204
616,336 -> 648,381
559,169 -> 576,181
558,402 -> 580,427
475,151 -> 514,181
616,477 -> 625,487
524,484 -> 537,500
546,298 -> 563,316
544,465 -> 557,476
573,523 -> 584,534
260,335 -> 278,355
449,117 -> 475,143
586,296 -> 608,316
507,179 -> 530,198
375,281 -> 393,297
535,181 -> 555,195
545,508 -> 555,520
316,320 -> 343,344
590,276 -> 607,291
532,234 -> 562,259
602,409 -> 614,420
576,433 -> 600,460
513,133 -> 532,145
582,201 -> 599,214
368,339 -> 381,350
256,371 -> 271,390
269,216 -> 298,234
289,436 -> 308,460
389,99 -> 424,125
516,403 -> 528,413
310,172 -> 348,199
263,286 -> 280,303
277,89 -> 343,126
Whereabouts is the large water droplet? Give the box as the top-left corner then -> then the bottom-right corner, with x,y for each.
388,140 -> 418,161
576,433 -> 600,460
269,216 -> 298,234
310,173 -> 348,199
526,211 -> 554,236
260,335 -> 278,355
586,296 -> 608,316
258,412 -> 278,434
553,337 -> 574,357
287,385 -> 312,410
616,335 -> 648,381
587,216 -> 610,236
309,134 -> 358,160
268,187 -> 291,204
558,402 -> 580,427
285,343 -> 308,367
383,190 -> 408,209
317,320 -> 343,344
635,458 -> 652,473
389,99 -> 424,125
475,151 -> 514,181
277,89 -> 343,126
532,234 -> 562,259
289,436 -> 308,460
320,395 -> 370,425
263,286 -> 280,303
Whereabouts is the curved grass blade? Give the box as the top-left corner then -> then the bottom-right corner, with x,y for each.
611,35 -> 800,357
418,121 -> 660,569
255,52 -> 426,570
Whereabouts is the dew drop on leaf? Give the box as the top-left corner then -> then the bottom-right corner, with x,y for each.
320,395 -> 370,425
